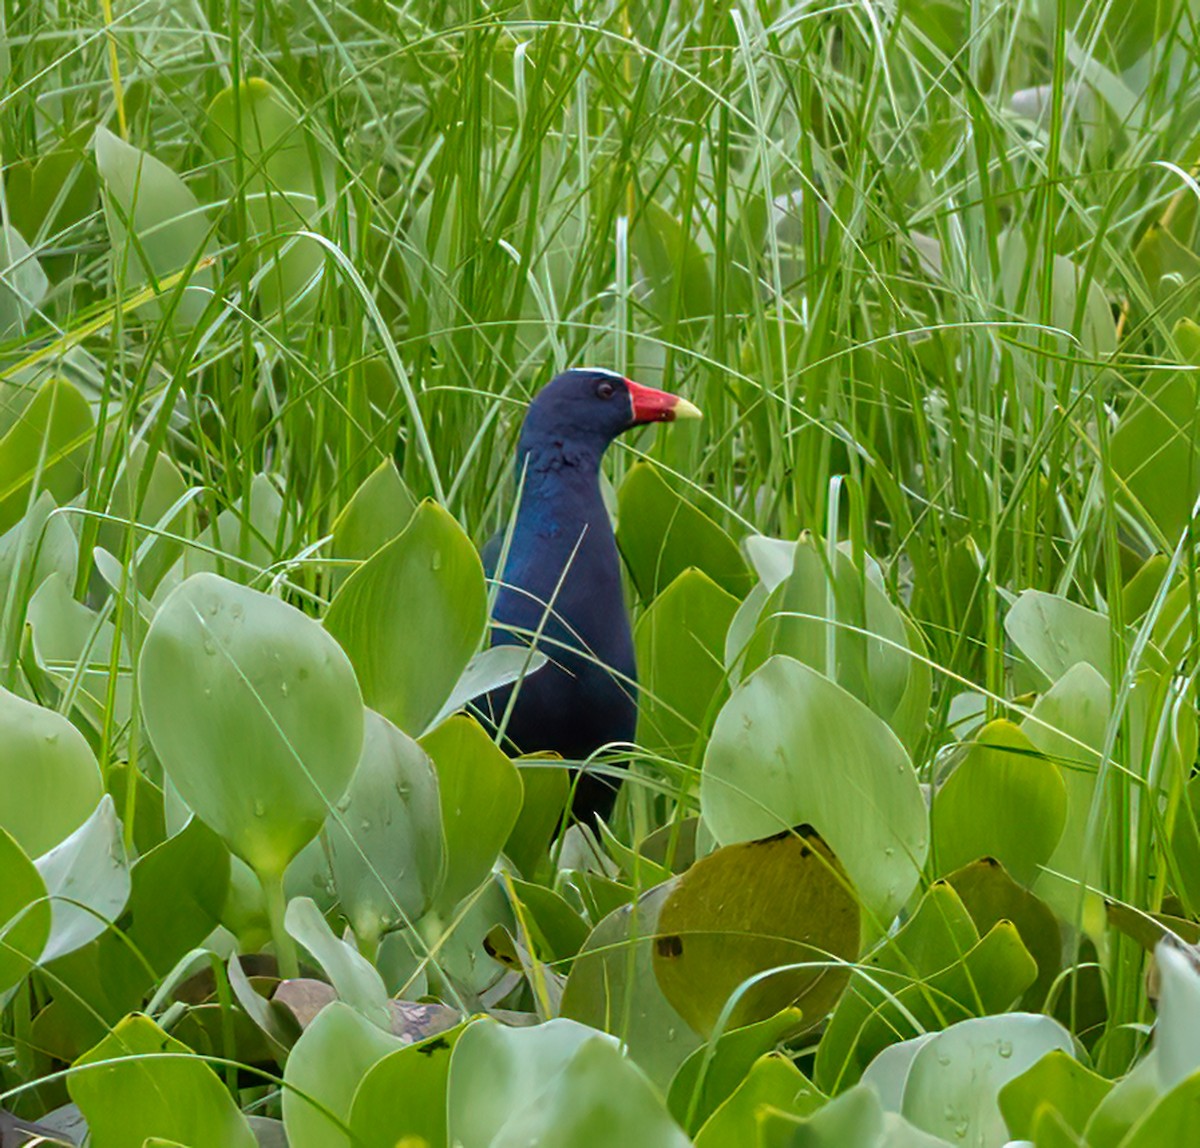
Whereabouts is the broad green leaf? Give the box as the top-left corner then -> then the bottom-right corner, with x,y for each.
1155,939 -> 1200,1089
0,827 -> 51,997
759,1083 -> 949,1147
126,816 -> 230,975
285,895 -> 390,1026
140,572 -> 364,878
1022,663 -> 1110,923
448,1018 -> 691,1148
0,377 -> 92,534
701,655 -> 927,927
561,882 -> 703,1089
0,221 -> 48,337
1004,591 -> 1113,687
740,537 -> 926,748
0,491 -> 77,620
932,720 -> 1067,886
35,795 -> 129,963
668,1008 -> 808,1134
504,762 -> 569,879
653,829 -> 859,1037
327,708 -> 445,948
814,882 -> 1037,1095
326,501 -> 487,736
207,79 -> 332,317
860,1035 -> 936,1113
70,1014 -> 257,1148
348,1021 -> 468,1148
901,1014 -> 1073,1147
94,126 -> 215,329
429,645 -> 548,733
997,1049 -> 1112,1140
420,713 -> 521,909
1083,1048 -> 1163,1148
0,684 -> 103,856
635,568 -> 739,759
330,459 -> 417,587
944,858 -> 1061,1008
1117,1070 -> 1200,1147
282,1000 -> 404,1148
693,1053 -> 823,1147
631,199 -> 713,323
507,876 -> 590,961
617,463 -> 751,601
5,131 -> 97,261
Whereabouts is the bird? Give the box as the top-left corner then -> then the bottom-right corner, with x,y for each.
476,367 -> 701,824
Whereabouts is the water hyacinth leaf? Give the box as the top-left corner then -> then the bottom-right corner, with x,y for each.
997,1049 -> 1112,1140
70,1014 -> 257,1148
1116,1070 -> 1200,1147
0,684 -> 103,857
1154,939 -> 1200,1089
561,882 -> 703,1088
743,534 -> 797,591
126,816 -> 230,975
630,198 -> 713,324
282,1000 -> 404,1148
207,79 -> 332,317
617,463 -> 752,601
0,491 -> 77,613
329,459 -> 417,588
860,1035 -> 936,1114
420,714 -> 521,909
944,858 -> 1061,1008
740,537 -> 923,748
140,572 -> 364,879
1111,327 -> 1200,544
668,1008 -> 807,1133
504,763 -> 569,879
635,568 -> 739,759
327,709 -> 445,948
758,1083 -> 947,1148
348,1022 -> 468,1148
693,1053 -> 824,1148
6,130 -> 97,258
0,828 -> 51,997
1004,590 -> 1113,688
0,222 -> 48,337
0,377 -> 93,534
701,655 -> 927,927
94,126 -> 215,329
814,881 -> 1037,1095
326,501 -> 487,736
35,795 -> 130,963
285,895 -> 390,1027
901,1014 -> 1074,1147
653,829 -> 859,1038
429,645 -> 548,734
1021,662 -> 1110,921
932,720 -> 1067,887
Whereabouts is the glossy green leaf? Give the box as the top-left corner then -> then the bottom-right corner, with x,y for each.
326,708 -> 445,947
901,1014 -> 1074,1147
1083,1048 -> 1163,1148
617,463 -> 751,602
0,222 -> 48,337
0,827 -> 51,997
631,199 -> 713,323
504,763 -> 569,878
420,713 -> 522,909
326,500 -> 487,736
1155,939 -> 1200,1089
0,491 -> 77,622
0,377 -> 92,534
692,1052 -> 823,1147
330,459 -> 417,588
140,572 -> 364,878
668,1008 -> 808,1133
448,1018 -> 691,1148
932,720 -> 1067,886
1004,591 -> 1113,688
653,829 -> 859,1037
94,126 -> 215,328
0,683 -> 103,856
70,1014 -> 257,1148
282,1000 -> 404,1148
635,568 -> 739,759
759,1083 -> 950,1147
35,795 -> 129,962
701,655 -> 927,927
1117,1069 -> 1200,1147
997,1049 -> 1112,1140
207,79 -> 332,316
561,882 -> 704,1089
348,1021 -> 468,1148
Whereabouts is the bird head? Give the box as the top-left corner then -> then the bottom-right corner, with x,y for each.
520,368 -> 701,455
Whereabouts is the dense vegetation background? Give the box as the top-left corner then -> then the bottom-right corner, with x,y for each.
6,0 -> 1200,1145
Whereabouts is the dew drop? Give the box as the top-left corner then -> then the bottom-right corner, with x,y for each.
253,798 -> 266,817
884,846 -> 895,858
336,795 -> 352,812
431,551 -> 443,572
937,1055 -> 951,1068
280,682 -> 290,696
997,1039 -> 1013,1059
203,639 -> 216,656
297,665 -> 310,681
44,731 -> 59,745
942,1104 -> 956,1122
359,819 -> 371,831
954,1122 -> 968,1139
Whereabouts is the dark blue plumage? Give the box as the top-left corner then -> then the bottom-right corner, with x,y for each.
477,368 -> 700,823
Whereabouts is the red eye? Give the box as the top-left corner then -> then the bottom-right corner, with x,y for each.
596,381 -> 615,399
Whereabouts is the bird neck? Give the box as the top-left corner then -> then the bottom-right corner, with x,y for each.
512,436 -> 611,542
